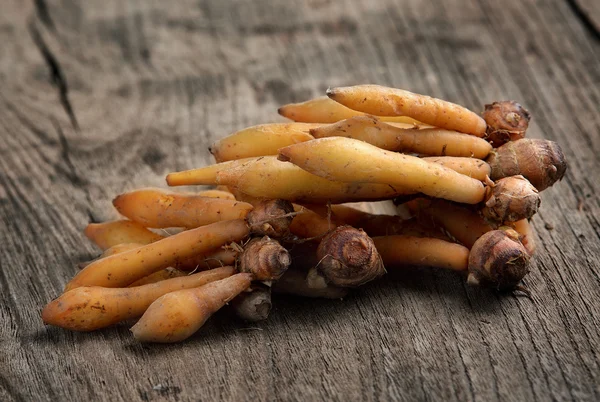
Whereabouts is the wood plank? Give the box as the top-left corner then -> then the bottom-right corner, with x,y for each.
1,0 -> 599,401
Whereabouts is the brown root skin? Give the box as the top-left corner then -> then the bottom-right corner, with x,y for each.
486,139 -> 567,191
483,101 -> 531,146
231,285 -> 272,322
468,228 -> 530,290
238,237 -> 291,281
316,226 -> 385,287
246,199 -> 295,238
482,176 -> 541,224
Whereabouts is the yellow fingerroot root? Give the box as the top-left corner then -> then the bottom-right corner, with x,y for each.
166,157 -> 257,187
84,220 -> 164,250
215,156 -> 412,204
310,115 -> 491,158
130,273 -> 253,343
65,219 -> 250,290
422,156 -> 491,181
278,95 -> 422,125
278,137 -> 486,204
42,266 -> 235,331
373,235 -> 469,271
326,85 -> 487,136
209,123 -> 318,162
113,188 -> 253,228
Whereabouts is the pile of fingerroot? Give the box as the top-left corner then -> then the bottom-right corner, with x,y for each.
42,84 -> 567,343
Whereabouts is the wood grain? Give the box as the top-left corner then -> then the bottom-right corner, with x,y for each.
1,0 -> 599,401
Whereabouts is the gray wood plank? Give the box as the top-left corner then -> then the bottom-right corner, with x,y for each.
1,0 -> 599,401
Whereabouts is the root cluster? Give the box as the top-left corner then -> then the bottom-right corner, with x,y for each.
42,84 -> 567,343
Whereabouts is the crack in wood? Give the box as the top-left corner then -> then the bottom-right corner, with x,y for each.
28,21 -> 79,131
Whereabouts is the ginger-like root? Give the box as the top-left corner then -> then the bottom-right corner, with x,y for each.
510,219 -> 536,256
209,123 -> 318,162
310,115 -> 492,158
405,199 -> 493,248
422,156 -> 491,181
483,101 -> 530,146
66,219 -> 250,290
486,139 -> 567,191
246,199 -> 295,238
129,267 -> 187,287
215,156 -> 411,204
373,235 -> 469,271
289,204 -> 337,239
196,189 -> 236,200
113,188 -> 253,229
231,284 -> 272,322
483,176 -> 540,223
130,273 -> 253,343
314,226 -> 385,287
166,157 -> 257,186
42,266 -> 235,331
238,237 -> 291,281
84,220 -> 164,250
326,85 -> 487,136
467,228 -> 530,290
278,137 -> 486,204
278,95 -> 421,125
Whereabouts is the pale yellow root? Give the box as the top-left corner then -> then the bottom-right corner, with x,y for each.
196,189 -> 236,200
42,266 -> 235,331
79,243 -> 144,269
310,116 -> 491,158
278,96 -> 422,125
422,156 -> 491,181
65,219 -> 250,290
406,199 -> 493,248
177,247 -> 239,271
278,137 -> 486,204
326,85 -> 487,136
510,219 -> 536,256
113,188 -> 253,228
84,220 -> 164,250
166,157 -> 257,187
373,236 -> 469,271
128,267 -> 187,287
289,205 -> 337,239
209,123 -> 318,162
130,273 -> 253,343
215,156 -> 413,204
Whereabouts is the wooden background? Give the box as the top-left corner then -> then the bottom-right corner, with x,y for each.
1,0 -> 599,401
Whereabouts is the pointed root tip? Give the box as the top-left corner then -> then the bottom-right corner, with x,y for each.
277,106 -> 285,116
277,151 -> 291,162
325,87 -> 336,98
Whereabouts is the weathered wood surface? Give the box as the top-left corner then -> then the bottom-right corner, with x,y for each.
1,0 -> 599,401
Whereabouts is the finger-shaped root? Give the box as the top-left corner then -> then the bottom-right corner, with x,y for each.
373,235 -> 469,271
42,266 -> 235,331
215,156 -> 412,204
422,156 -> 491,181
65,219 -> 250,290
166,157 -> 257,187
84,220 -> 164,250
130,273 -> 253,343
326,85 -> 487,136
310,115 -> 491,158
278,95 -> 422,125
209,123 -> 318,162
113,188 -> 253,228
278,137 -> 486,204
